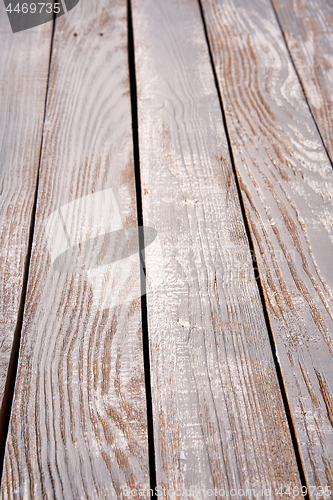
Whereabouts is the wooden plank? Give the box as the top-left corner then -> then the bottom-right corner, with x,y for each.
132,0 -> 303,496
0,4 -> 52,408
271,0 -> 333,165
1,0 -> 150,497
200,0 -> 333,492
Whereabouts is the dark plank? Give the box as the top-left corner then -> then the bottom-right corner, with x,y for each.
0,3 -> 52,408
272,0 -> 333,165
1,0 -> 150,497
201,0 -> 333,493
132,0 -> 303,495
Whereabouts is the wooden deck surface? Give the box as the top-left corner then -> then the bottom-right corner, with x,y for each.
0,0 -> 332,498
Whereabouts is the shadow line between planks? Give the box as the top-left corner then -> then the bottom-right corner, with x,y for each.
127,0 -> 157,495
197,0 -> 310,496
0,14 -> 57,484
268,0 -> 333,171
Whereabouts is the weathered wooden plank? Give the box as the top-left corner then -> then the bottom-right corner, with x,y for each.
132,0 -> 302,496
1,0 -> 150,497
200,0 -> 333,492
271,0 -> 333,165
0,4 -> 52,408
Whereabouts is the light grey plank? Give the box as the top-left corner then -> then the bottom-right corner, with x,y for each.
132,0 -> 302,496
201,0 -> 333,493
272,0 -> 333,165
1,0 -> 150,497
0,3 -> 52,408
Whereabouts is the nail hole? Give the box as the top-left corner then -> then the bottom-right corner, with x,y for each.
74,32 -> 78,37
100,33 -> 103,36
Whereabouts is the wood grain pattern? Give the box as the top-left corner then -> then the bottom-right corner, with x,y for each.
200,0 -> 333,492
271,0 -> 333,165
1,0 -> 149,497
132,0 -> 302,496
0,3 -> 52,408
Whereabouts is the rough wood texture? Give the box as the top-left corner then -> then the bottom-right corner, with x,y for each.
132,0 -> 302,496
201,0 -> 333,492
1,0 -> 149,497
0,4 -> 52,408
271,0 -> 333,165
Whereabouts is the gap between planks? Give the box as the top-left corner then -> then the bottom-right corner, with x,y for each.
0,11 -> 55,480
1,0 -> 150,497
197,0 -> 310,493
268,0 -> 333,171
127,0 -> 157,493
200,0 -> 333,493
131,0 -> 303,496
